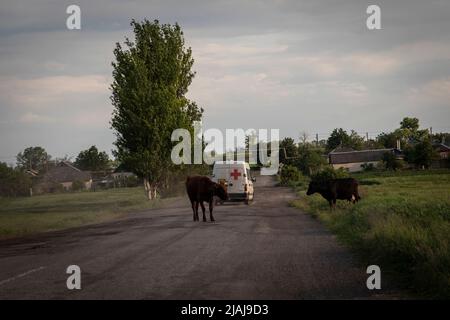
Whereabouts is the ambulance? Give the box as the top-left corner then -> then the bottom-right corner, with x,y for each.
212,161 -> 255,204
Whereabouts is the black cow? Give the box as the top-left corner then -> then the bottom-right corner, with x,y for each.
186,176 -> 228,222
306,178 -> 361,209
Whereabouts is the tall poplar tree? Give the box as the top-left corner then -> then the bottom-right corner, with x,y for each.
111,20 -> 202,199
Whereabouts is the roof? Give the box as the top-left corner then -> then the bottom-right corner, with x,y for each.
329,148 -> 401,164
39,161 -> 91,183
330,146 -> 355,153
433,143 -> 450,153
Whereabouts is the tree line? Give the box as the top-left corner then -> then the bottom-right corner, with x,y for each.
279,116 -> 447,184
0,145 -> 114,197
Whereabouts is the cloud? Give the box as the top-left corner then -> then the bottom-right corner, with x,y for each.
0,75 -> 110,108
71,108 -> 112,127
19,112 -> 54,124
408,77 -> 450,105
344,53 -> 399,76
287,52 -> 399,78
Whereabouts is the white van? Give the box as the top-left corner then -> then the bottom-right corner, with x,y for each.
212,161 -> 255,204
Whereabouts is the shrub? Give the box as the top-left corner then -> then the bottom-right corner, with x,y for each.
295,148 -> 327,175
382,152 -> 404,170
0,162 -> 32,197
71,180 -> 85,192
361,162 -> 375,172
404,138 -> 437,169
310,166 -> 349,183
279,165 -> 301,185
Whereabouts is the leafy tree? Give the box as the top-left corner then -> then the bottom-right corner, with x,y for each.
279,165 -> 301,185
326,128 -> 349,151
381,152 -> 403,170
377,131 -> 400,148
16,146 -> 51,171
326,129 -> 364,151
310,166 -> 349,183
400,117 -> 420,131
317,139 -> 327,148
348,130 -> 365,150
432,132 -> 450,145
0,162 -> 32,197
362,138 -> 384,150
111,19 -> 202,199
279,137 -> 298,165
398,117 -> 428,143
404,138 -> 436,169
74,146 -> 110,171
377,117 -> 429,149
295,147 -> 326,175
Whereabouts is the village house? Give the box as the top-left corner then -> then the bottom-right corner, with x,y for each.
433,142 -> 450,159
33,161 -> 92,194
432,142 -> 450,168
329,147 -> 403,172
94,171 -> 138,189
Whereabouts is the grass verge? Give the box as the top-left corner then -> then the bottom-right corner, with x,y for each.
291,170 -> 450,298
0,187 -> 168,240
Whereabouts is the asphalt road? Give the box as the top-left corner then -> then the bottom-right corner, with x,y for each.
0,176 -> 398,299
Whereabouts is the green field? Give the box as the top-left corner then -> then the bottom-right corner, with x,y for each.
0,187 -> 168,240
292,170 -> 450,298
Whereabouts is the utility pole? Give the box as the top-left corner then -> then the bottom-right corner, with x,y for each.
366,132 -> 369,141
316,133 -> 319,146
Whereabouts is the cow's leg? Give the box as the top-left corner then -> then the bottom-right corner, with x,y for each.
333,199 -> 337,210
328,200 -> 333,210
191,201 -> 196,221
200,202 -> 207,222
195,201 -> 200,221
209,199 -> 215,222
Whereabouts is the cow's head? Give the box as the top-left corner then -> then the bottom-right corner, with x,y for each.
214,183 -> 228,200
306,181 -> 319,196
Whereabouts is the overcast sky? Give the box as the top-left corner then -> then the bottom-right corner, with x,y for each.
1,0 -> 449,164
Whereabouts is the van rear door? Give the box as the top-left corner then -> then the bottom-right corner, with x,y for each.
227,164 -> 245,194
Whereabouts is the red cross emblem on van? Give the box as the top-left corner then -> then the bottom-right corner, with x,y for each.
230,169 -> 241,180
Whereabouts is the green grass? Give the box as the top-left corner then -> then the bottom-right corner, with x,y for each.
0,187 -> 168,240
291,170 -> 450,298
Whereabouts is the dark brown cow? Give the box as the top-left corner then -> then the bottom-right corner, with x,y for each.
306,178 -> 361,210
186,176 -> 228,222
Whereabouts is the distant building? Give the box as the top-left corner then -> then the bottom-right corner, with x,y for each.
33,161 -> 92,193
432,143 -> 450,168
329,148 -> 403,172
433,143 -> 450,159
94,168 -> 138,189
